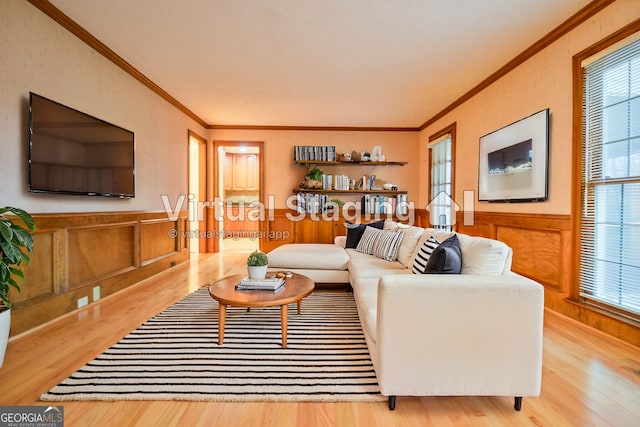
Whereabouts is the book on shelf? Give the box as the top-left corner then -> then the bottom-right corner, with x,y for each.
355,175 -> 376,191
293,145 -> 336,162
362,194 -> 408,215
334,174 -> 350,190
235,275 -> 285,291
322,174 -> 332,190
296,192 -> 329,214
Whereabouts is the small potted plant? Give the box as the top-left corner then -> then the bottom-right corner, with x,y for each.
0,207 -> 35,367
247,250 -> 268,280
304,167 -> 324,189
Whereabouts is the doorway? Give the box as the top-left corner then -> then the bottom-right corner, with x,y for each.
214,141 -> 264,253
188,131 -> 207,253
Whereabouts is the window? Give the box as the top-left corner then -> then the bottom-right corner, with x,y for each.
429,125 -> 455,230
580,36 -> 640,319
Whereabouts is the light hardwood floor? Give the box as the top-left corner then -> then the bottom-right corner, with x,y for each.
1,252 -> 639,427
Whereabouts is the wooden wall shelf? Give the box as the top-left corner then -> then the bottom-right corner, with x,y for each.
295,160 -> 407,166
293,188 -> 407,195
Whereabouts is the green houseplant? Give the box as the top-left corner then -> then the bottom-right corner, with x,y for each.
247,250 -> 268,267
0,206 -> 35,367
247,250 -> 268,280
0,207 -> 34,307
304,167 -> 324,189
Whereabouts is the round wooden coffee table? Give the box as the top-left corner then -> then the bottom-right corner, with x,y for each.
208,272 -> 314,348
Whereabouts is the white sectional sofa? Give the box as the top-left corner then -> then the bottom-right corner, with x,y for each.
267,220 -> 544,411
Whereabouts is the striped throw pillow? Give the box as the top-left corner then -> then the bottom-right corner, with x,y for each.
356,226 -> 404,261
355,226 -> 382,255
412,235 -> 440,274
373,229 -> 405,261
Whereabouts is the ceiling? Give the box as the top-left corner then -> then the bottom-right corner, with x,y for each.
49,0 -> 593,128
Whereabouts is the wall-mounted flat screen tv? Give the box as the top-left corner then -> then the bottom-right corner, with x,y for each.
478,109 -> 549,202
29,92 -> 135,198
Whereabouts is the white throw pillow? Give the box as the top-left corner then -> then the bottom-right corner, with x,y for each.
457,234 -> 510,275
411,235 -> 440,274
394,224 -> 425,267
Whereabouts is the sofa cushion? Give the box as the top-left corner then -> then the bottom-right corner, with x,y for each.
267,243 -> 349,270
456,234 -> 511,275
425,235 -> 462,274
344,220 -> 385,248
347,249 -> 409,281
411,235 -> 440,274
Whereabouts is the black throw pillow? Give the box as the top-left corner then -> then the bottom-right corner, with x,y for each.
344,220 -> 385,248
424,234 -> 462,274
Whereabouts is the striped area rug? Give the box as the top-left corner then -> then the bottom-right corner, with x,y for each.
40,289 -> 384,402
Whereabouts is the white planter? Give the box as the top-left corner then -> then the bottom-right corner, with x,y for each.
247,265 -> 268,280
0,308 -> 10,368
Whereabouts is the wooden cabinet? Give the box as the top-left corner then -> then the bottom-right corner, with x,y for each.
244,154 -> 258,190
224,154 -> 233,190
225,153 -> 259,190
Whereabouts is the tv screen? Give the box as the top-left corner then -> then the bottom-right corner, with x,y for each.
29,92 -> 135,198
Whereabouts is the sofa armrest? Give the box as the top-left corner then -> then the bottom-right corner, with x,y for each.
375,273 -> 544,398
334,235 -> 347,247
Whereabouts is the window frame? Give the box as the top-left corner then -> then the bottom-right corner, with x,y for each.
572,22 -> 640,324
428,123 -> 456,230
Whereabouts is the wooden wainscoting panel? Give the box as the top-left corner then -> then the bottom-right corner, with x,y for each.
9,211 -> 189,337
67,223 -> 136,289
262,210 -> 295,252
456,220 -> 492,238
11,231 -> 55,304
294,216 -> 334,244
180,217 -> 190,252
140,219 -> 179,264
497,226 -> 563,292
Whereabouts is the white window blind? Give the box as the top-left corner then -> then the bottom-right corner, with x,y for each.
430,135 -> 453,230
580,37 -> 640,319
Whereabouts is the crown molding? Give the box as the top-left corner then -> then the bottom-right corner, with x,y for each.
208,124 -> 419,132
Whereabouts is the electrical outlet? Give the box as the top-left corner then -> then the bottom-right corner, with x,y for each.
77,296 -> 89,308
93,285 -> 101,301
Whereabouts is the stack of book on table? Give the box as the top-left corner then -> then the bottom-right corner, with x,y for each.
235,275 -> 285,292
